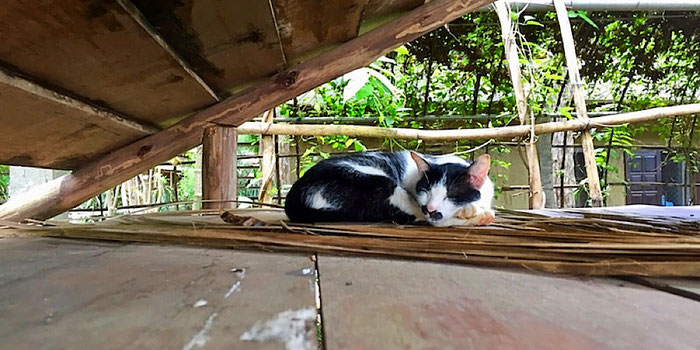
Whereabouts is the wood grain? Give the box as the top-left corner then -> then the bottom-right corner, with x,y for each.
202,126 -> 238,210
271,0 -> 371,63
0,65 -> 158,136
0,237 -> 317,350
363,0 -> 424,18
0,0 -> 216,125
318,255 -> 700,350
116,0 -> 221,101
0,80 -> 149,169
4,206 -> 699,277
0,0 -> 494,221
128,0 -> 286,93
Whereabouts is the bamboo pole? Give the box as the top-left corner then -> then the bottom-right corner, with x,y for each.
105,188 -> 116,217
234,104 -> 700,140
258,110 -> 276,205
0,0 -> 493,222
202,126 -> 238,210
553,0 -> 603,207
193,147 -> 203,210
494,1 -> 544,209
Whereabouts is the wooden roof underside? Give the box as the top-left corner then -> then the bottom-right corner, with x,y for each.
0,0 -> 424,169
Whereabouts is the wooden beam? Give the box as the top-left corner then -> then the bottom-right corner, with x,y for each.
0,64 -> 158,136
494,1 -> 545,209
0,0 -> 494,221
553,0 -> 603,207
235,103 -> 700,140
202,126 -> 238,210
116,0 -> 222,102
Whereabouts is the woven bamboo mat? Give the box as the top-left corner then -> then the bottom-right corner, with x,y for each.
2,206 -> 699,277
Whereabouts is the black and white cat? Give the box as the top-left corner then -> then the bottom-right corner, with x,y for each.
284,151 -> 495,226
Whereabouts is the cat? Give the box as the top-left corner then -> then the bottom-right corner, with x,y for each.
284,151 -> 495,226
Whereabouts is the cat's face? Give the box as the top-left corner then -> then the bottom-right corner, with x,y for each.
411,153 -> 490,226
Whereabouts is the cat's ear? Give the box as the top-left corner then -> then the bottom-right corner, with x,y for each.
410,151 -> 430,173
467,154 -> 491,188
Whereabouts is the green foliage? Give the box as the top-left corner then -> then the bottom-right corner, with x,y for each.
0,165 -> 9,203
77,10 -> 690,211
176,151 -> 198,201
272,10 -> 699,202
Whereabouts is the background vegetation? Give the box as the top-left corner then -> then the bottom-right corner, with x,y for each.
3,10 -> 698,212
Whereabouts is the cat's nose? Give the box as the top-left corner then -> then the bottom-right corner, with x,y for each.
429,211 -> 442,220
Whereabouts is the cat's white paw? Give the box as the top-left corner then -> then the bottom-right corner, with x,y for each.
458,206 -> 495,226
456,204 -> 478,219
474,208 -> 496,226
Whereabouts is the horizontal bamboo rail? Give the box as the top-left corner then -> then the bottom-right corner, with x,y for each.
236,103 -> 700,140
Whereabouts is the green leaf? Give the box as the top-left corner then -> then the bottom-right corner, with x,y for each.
354,84 -> 374,100
394,45 -> 408,56
576,11 -> 599,29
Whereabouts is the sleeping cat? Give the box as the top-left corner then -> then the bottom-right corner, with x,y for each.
284,151 -> 495,226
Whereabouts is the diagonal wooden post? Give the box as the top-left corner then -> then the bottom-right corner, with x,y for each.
553,0 -> 603,207
494,1 -> 545,209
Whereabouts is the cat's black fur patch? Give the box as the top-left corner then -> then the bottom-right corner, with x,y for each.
284,153 -> 415,223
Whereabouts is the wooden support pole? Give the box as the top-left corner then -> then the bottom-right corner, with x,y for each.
258,110 -> 276,205
0,0 -> 494,221
553,0 -> 603,207
202,126 -> 238,210
494,1 -> 545,209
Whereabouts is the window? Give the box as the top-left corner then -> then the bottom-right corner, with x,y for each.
625,150 -> 690,206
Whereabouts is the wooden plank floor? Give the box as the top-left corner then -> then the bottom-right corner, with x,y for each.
319,256 -> 700,350
0,238 -> 317,350
2,237 -> 700,350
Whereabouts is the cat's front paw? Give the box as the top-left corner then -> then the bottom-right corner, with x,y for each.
475,208 -> 495,226
454,204 -> 478,220
461,207 -> 495,226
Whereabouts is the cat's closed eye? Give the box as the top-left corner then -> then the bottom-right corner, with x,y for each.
416,191 -> 429,204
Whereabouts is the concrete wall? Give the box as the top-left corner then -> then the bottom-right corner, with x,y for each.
9,166 -> 69,219
292,120 -> 681,210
